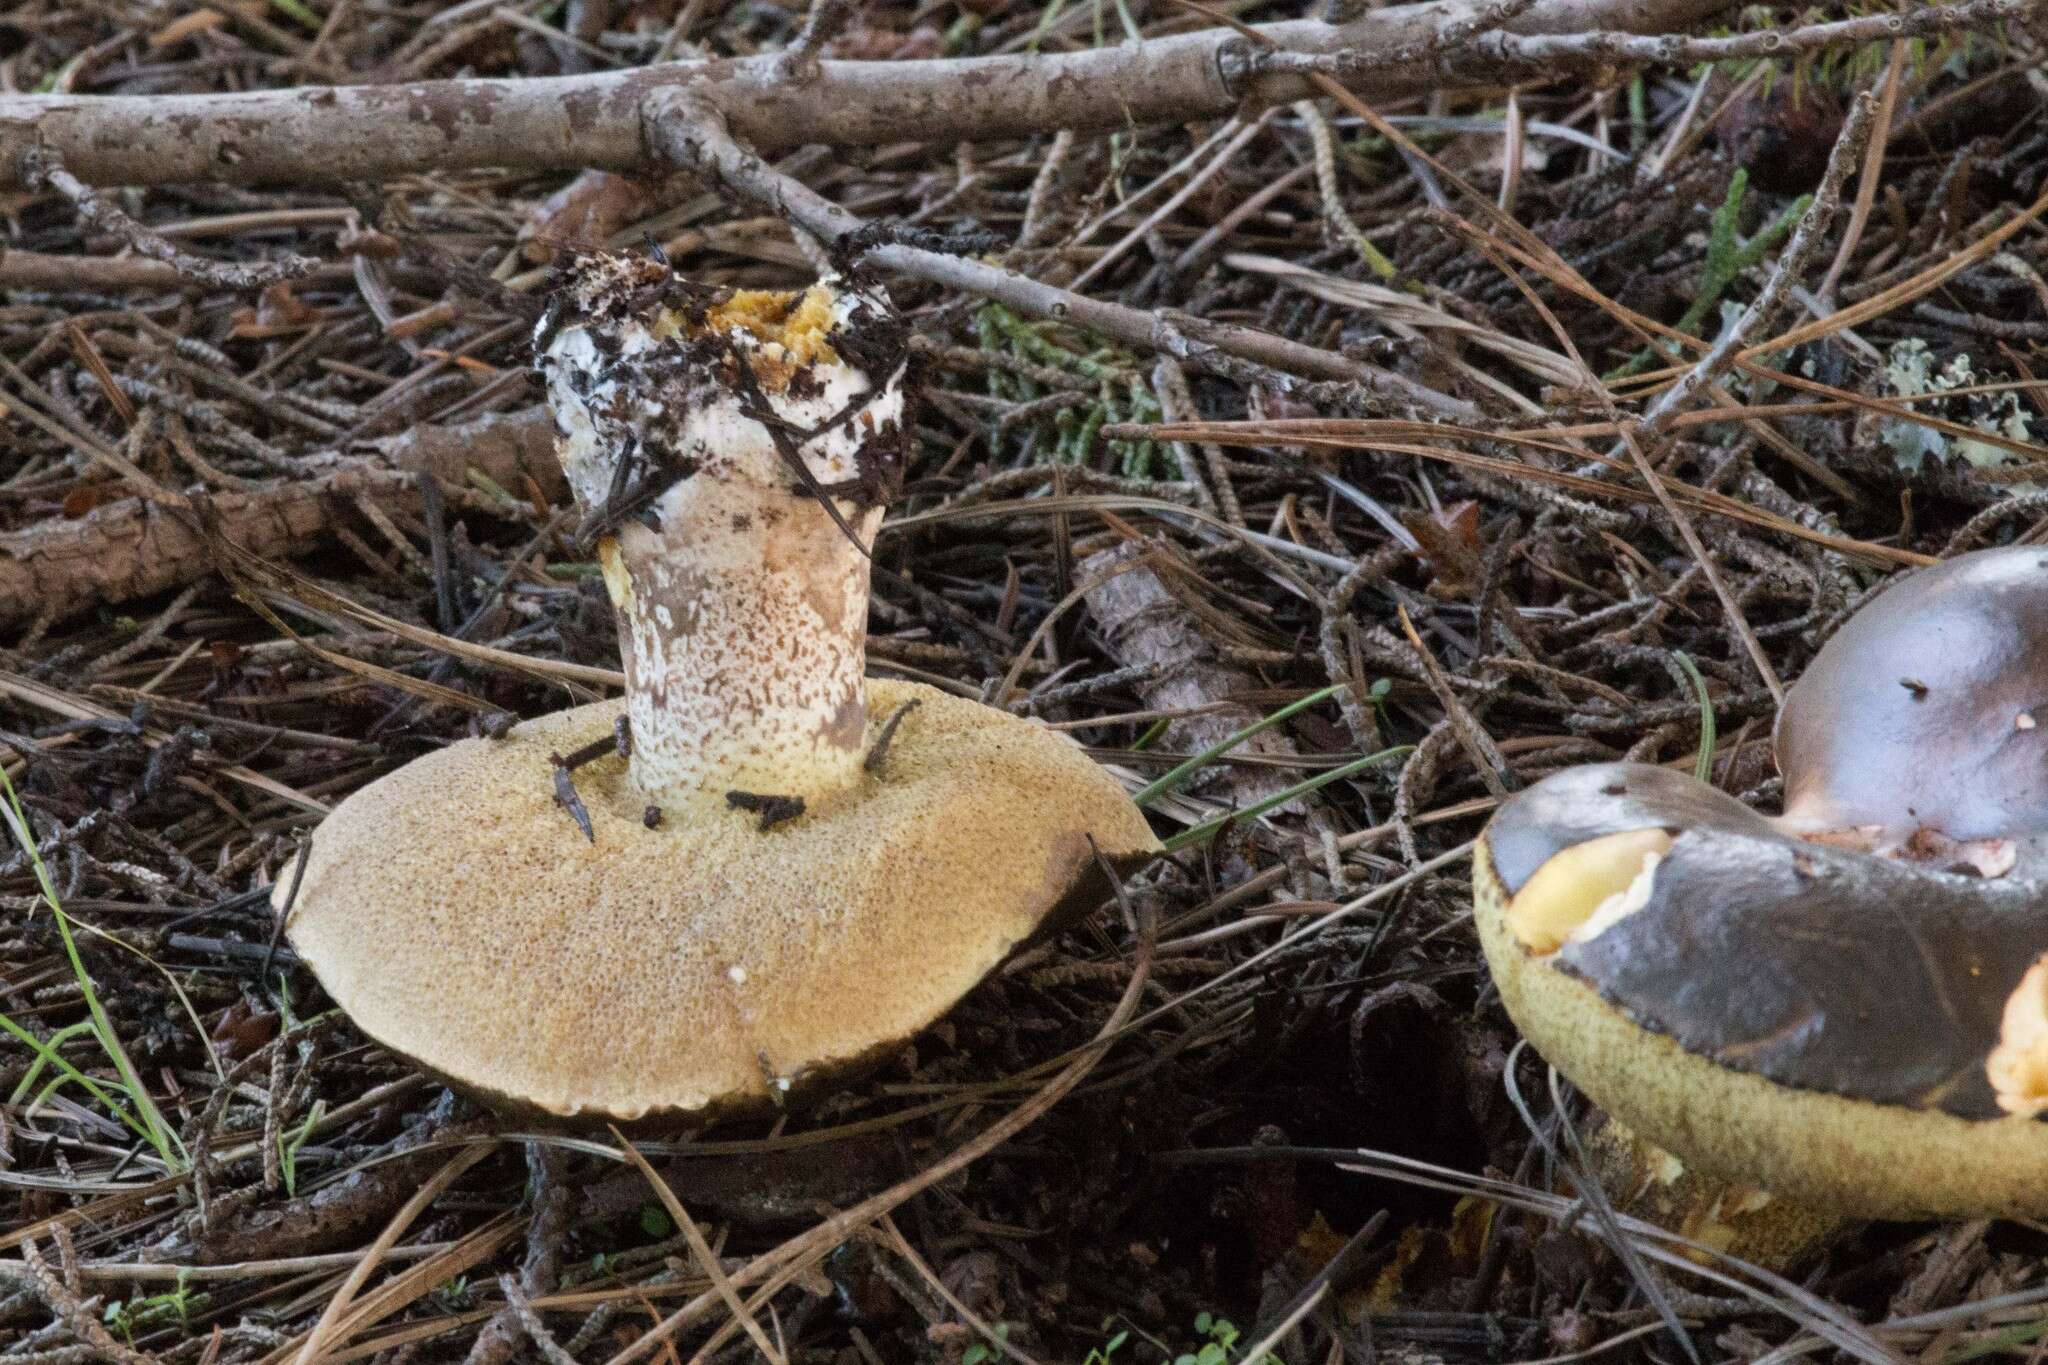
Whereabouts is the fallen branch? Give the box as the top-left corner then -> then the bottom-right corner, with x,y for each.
1263,0 -> 2037,82
0,0 -> 1736,190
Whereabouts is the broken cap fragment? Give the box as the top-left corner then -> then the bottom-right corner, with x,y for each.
1477,764 -> 2048,1217
280,257 -> 1159,1122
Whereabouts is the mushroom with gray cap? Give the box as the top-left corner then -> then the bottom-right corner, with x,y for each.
277,254 -> 1161,1124
1475,546 -> 2048,1222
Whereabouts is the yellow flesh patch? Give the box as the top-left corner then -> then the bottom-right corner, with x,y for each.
642,286 -> 841,394
1990,953 -> 2048,1117
1505,827 -> 1674,955
701,286 -> 840,365
597,537 -> 634,613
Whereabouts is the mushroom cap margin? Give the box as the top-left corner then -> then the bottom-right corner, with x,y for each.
1578,1114 -> 1847,1270
279,679 -> 1161,1124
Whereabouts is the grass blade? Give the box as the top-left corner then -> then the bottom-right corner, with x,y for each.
1163,745 -> 1411,852
0,767 -> 187,1169
1133,682 -> 1352,807
1674,651 -> 1716,784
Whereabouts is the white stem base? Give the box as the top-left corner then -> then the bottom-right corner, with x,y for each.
601,485 -> 880,812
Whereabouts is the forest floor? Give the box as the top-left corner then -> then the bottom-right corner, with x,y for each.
4,2 -> 2048,1362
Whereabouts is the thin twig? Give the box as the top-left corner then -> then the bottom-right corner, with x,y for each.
1817,40 -> 1907,302
1636,93 -> 1876,438
862,700 -> 921,773
11,1239 -> 162,1365
641,92 -> 1473,412
773,0 -> 853,81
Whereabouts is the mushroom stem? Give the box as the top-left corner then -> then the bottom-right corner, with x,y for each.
536,260 -> 908,813
601,472 -> 881,811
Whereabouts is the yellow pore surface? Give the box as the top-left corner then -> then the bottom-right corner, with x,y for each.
700,286 -> 840,365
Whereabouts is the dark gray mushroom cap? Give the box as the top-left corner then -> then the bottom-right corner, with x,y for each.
1490,762 -> 2046,1121
1775,546 -> 2048,839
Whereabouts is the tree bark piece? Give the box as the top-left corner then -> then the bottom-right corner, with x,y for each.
0,1 -> 1737,189
1082,542 -> 1303,812
0,407 -> 555,629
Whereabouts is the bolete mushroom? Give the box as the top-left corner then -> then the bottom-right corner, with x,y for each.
1475,546 -> 2048,1222
279,254 -> 1160,1123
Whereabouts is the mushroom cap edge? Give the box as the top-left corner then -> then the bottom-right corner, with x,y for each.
278,679 -> 1161,1126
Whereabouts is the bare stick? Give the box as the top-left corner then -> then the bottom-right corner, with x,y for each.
773,0 -> 856,82
1253,0 -> 1542,78
0,0 -> 1737,190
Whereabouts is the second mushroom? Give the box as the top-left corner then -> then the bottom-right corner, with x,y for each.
1476,546 -> 2048,1229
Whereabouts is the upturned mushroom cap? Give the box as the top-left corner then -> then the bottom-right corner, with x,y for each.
1776,545 -> 2048,839
281,680 -> 1160,1122
1476,762 -> 2048,1219
1578,1114 -> 1844,1270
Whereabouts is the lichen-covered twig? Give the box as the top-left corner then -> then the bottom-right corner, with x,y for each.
463,1145 -> 573,1365
1262,0 -> 2038,83
9,1240 -> 160,1365
18,147 -> 317,290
